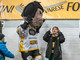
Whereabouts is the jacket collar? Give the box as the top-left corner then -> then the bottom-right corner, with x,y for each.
0,41 -> 6,44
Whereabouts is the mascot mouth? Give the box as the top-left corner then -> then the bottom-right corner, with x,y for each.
30,19 -> 45,28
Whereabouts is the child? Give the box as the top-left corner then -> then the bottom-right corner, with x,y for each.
43,26 -> 65,60
0,33 -> 14,60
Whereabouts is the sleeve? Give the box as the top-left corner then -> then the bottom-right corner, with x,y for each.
43,30 -> 51,42
58,32 -> 65,43
0,44 -> 14,58
17,26 -> 25,38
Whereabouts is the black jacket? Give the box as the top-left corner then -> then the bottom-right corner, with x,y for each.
43,31 -> 65,60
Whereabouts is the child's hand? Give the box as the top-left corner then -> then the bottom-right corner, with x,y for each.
49,28 -> 51,31
48,28 -> 51,34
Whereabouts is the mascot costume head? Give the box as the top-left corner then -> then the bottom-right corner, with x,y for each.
21,1 -> 45,35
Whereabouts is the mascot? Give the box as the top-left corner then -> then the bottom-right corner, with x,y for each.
17,1 -> 45,60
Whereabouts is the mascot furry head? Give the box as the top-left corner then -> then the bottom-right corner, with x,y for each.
21,1 -> 45,35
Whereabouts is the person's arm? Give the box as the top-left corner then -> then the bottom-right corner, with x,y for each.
58,32 -> 65,43
17,26 -> 25,37
21,15 -> 32,30
0,44 -> 14,58
17,16 -> 33,37
43,30 -> 51,42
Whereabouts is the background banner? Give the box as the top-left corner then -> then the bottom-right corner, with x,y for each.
0,0 -> 80,19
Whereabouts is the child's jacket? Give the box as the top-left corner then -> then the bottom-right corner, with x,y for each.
0,41 -> 14,60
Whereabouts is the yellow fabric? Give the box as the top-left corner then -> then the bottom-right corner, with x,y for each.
0,0 -> 80,19
52,42 -> 55,53
52,42 -> 55,48
17,48 -> 39,52
20,42 -> 23,51
21,36 -> 24,40
52,35 -> 55,37
30,40 -> 38,44
35,55 -> 42,58
52,50 -> 54,53
17,27 -> 25,51
17,27 -> 19,33
17,27 -> 24,40
0,0 -> 2,19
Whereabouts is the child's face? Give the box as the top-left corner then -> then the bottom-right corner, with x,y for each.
1,38 -> 5,42
52,28 -> 58,34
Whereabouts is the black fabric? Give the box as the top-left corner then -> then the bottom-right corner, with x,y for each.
52,35 -> 57,42
25,15 -> 33,23
0,33 -> 5,40
29,29 -> 36,35
21,1 -> 44,18
21,15 -> 33,30
20,15 -> 33,30
0,50 -> 4,57
43,31 -> 65,60
52,36 -> 57,52
21,50 -> 41,60
20,21 -> 29,30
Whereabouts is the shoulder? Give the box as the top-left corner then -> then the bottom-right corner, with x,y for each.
18,20 -> 24,26
58,32 -> 64,36
0,42 -> 6,49
17,21 -> 24,29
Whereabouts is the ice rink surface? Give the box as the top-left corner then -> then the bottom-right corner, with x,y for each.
2,20 -> 80,60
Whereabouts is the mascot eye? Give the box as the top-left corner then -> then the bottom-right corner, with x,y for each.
39,11 -> 42,14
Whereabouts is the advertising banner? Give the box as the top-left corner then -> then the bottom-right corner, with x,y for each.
0,0 -> 80,19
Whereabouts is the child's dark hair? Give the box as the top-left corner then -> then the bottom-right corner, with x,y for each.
0,33 -> 5,40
